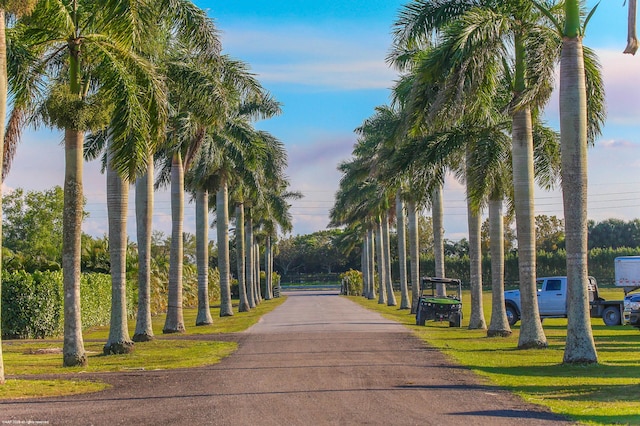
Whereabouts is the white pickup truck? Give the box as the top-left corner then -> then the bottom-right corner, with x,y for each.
504,276 -> 625,327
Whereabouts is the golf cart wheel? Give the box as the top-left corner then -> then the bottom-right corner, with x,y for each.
416,310 -> 426,326
449,312 -> 461,328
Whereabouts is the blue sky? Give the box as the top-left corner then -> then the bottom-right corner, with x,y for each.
3,1 -> 640,241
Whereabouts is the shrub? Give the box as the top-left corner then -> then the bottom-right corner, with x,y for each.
340,269 -> 363,296
1,271 -> 137,339
1,270 -> 63,339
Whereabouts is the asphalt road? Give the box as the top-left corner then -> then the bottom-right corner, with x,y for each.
0,290 -> 573,425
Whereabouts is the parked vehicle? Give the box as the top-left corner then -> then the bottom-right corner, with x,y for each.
624,293 -> 640,328
504,276 -> 627,327
617,256 -> 640,328
416,277 -> 462,328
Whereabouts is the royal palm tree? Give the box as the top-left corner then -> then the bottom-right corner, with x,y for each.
234,198 -> 250,311
9,0 -> 167,366
555,0 -> 604,363
133,154 -> 155,341
103,148 -> 134,354
157,41 -> 227,333
396,191 -> 410,309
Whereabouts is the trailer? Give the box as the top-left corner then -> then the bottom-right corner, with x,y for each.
615,256 -> 640,294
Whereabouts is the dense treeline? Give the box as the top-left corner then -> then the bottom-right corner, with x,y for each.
273,217 -> 640,284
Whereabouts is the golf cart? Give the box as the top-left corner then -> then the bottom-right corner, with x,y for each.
416,277 -> 463,327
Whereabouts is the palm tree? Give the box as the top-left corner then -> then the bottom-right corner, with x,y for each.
133,153 -> 155,341
0,0 -> 38,386
557,0 -> 604,363
158,43 -> 226,334
234,200 -> 250,311
406,198 -> 420,313
396,191 -> 410,309
103,149 -> 134,354
9,0 -> 167,366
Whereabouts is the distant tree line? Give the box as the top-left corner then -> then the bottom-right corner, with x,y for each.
272,215 -> 640,282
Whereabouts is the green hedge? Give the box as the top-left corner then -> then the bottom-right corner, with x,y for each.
1,271 -> 136,339
1,270 -> 62,339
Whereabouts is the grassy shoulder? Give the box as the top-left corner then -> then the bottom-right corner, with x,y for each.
0,296 -> 286,400
347,289 -> 640,426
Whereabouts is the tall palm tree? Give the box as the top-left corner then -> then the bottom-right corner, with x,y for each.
234,200 -> 250,311
104,148 -> 134,354
557,0 -> 604,363
133,153 -> 155,341
396,191 -> 410,309
9,0 -> 166,366
158,44 -> 225,334
406,199 -> 420,313
0,0 -> 39,386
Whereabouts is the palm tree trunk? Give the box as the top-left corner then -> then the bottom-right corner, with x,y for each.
512,106 -> 547,348
104,149 -> 134,355
217,182 -> 233,316
376,218 -> 387,304
466,193 -> 486,330
396,193 -> 410,309
432,185 -> 446,296
368,228 -> 377,300
407,200 -> 420,314
512,33 -> 547,349
163,152 -> 186,334
383,213 -> 397,306
62,127 -> 87,367
560,18 -> 597,363
195,189 -> 213,325
245,208 -> 256,309
252,241 -> 262,306
254,242 -> 261,304
133,158 -> 154,342
361,239 -> 368,297
62,40 -> 87,367
487,196 -> 511,337
625,0 -> 638,54
265,236 -> 273,300
235,203 -> 250,312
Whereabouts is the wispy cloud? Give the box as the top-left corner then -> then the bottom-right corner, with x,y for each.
220,25 -> 397,90
598,139 -> 637,149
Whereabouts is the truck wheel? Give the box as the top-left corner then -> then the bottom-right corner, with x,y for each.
505,305 -> 518,326
602,306 -> 621,326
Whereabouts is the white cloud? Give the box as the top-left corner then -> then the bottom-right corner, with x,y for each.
220,25 -> 398,91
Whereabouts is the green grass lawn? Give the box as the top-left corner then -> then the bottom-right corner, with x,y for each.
0,296 -> 286,400
348,289 -> 640,426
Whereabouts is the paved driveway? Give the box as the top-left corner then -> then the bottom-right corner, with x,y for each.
0,290 -> 573,425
